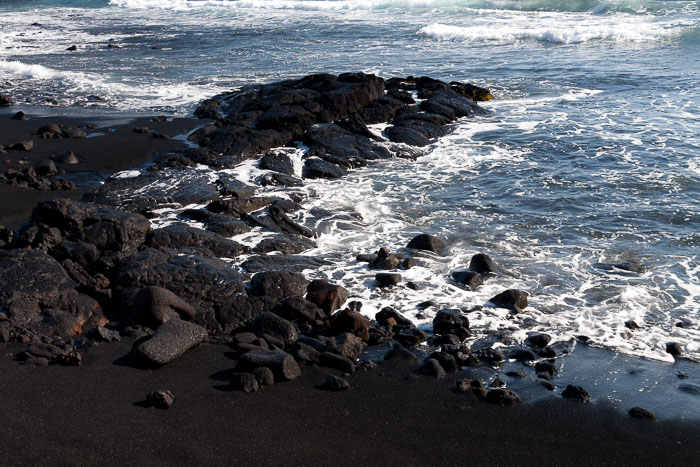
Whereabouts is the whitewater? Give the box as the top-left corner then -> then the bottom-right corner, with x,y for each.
0,0 -> 698,362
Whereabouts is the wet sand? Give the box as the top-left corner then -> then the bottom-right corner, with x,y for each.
1,339 -> 698,466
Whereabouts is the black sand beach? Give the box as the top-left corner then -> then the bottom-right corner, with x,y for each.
1,76 -> 699,466
1,338 -> 699,466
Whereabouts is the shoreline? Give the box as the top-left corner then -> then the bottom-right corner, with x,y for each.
1,338 -> 698,466
1,74 -> 699,463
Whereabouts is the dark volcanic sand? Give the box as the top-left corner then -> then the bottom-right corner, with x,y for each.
1,340 -> 698,466
1,106 -> 698,465
0,112 -> 201,229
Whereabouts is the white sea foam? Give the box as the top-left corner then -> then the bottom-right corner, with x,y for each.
419,17 -> 688,44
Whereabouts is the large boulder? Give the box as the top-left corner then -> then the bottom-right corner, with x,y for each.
124,286 -> 196,328
134,319 -> 207,366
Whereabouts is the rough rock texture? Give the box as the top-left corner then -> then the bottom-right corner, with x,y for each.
319,374 -> 350,391
236,349 -> 301,381
406,234 -> 446,254
250,271 -> 309,302
489,289 -> 528,313
306,280 -> 349,314
249,312 -> 299,346
134,320 -> 208,366
562,384 -> 590,402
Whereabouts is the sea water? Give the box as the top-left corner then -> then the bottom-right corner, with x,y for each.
1,0 -> 698,362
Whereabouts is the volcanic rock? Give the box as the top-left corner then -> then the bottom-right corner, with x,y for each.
432,308 -> 469,335
488,289 -> 528,313
319,374 -> 350,391
147,390 -> 175,409
368,247 -> 401,270
250,312 -> 299,346
133,319 -> 207,366
231,372 -> 259,393
485,389 -> 520,406
406,234 -> 446,254
451,270 -> 482,290
562,384 -> 590,402
250,271 -> 309,302
306,279 -> 348,314
375,272 -> 402,287
237,349 -> 301,381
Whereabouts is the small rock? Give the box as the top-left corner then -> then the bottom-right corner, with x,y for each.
418,358 -> 445,379
562,384 -> 590,402
8,141 -> 33,151
253,367 -> 275,386
306,279 -> 348,314
526,332 -> 551,348
629,407 -> 656,421
375,307 -> 412,327
0,94 -> 14,106
368,247 -> 400,270
665,342 -> 682,357
508,347 -> 536,362
375,272 -> 402,287
52,150 -> 80,164
402,257 -> 416,269
34,159 -> 57,177
384,343 -> 419,362
146,390 -> 175,409
539,380 -> 556,391
11,111 -> 26,120
406,233 -> 446,254
432,308 -> 468,335
88,326 -> 121,342
319,374 -> 350,391
330,309 -> 370,342
625,320 -> 641,330
66,45 -> 77,51
451,270 -> 482,291
488,289 -> 528,313
250,312 -> 299,346
469,253 -> 498,275
320,351 -> 355,373
237,349 -> 301,381
535,361 -> 557,376
231,372 -> 259,392
484,389 -> 520,406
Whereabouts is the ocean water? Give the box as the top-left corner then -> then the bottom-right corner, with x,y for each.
1,0 -> 698,362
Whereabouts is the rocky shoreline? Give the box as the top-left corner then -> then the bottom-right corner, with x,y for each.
1,73 -> 698,463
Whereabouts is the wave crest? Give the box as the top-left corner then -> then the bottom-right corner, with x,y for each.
418,20 -> 691,44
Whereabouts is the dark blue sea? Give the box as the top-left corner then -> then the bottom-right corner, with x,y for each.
1,0 -> 698,362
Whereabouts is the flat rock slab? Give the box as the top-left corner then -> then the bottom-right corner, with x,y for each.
134,319 -> 207,366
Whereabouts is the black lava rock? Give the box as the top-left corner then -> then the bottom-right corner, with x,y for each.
485,389 -> 520,406
629,407 -> 656,421
526,332 -> 552,348
231,372 -> 259,393
451,270 -> 482,291
319,374 -> 350,391
469,253 -> 499,275
406,233 -> 446,254
562,384 -> 590,402
375,272 -> 402,287
488,289 -> 528,313
146,390 -> 175,409
666,342 -> 682,357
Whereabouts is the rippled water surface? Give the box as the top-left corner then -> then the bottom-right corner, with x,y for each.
1,0 -> 698,361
